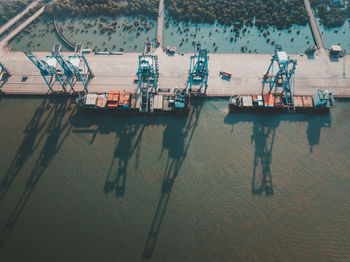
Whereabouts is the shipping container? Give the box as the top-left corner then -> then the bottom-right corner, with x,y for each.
107,91 -> 120,102
242,96 -> 253,107
302,96 -> 313,107
107,91 -> 120,108
229,91 -> 334,112
130,94 -> 138,109
274,95 -> 283,107
153,95 -> 164,110
96,96 -> 107,108
118,93 -> 125,108
85,94 -> 98,106
263,94 -> 274,107
293,96 -> 304,107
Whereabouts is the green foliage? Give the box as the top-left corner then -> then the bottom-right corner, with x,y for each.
311,0 -> 349,28
165,0 -> 308,30
45,0 -> 159,19
0,0 -> 30,26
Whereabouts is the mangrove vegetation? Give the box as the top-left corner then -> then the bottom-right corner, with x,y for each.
45,0 -> 159,19
0,0 -> 30,26
165,0 -> 309,30
310,0 -> 350,28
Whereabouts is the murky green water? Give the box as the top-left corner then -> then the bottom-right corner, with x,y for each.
319,19 -> 350,51
9,13 -> 314,54
8,11 -> 350,55
0,97 -> 349,261
163,17 -> 315,54
8,14 -> 66,51
9,15 -> 157,52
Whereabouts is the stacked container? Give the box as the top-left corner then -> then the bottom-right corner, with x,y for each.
107,91 -> 120,108
153,95 -> 164,110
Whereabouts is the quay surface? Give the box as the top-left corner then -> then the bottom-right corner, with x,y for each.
1,0 -> 348,98
0,48 -> 349,97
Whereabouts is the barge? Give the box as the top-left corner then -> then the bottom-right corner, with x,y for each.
76,89 -> 190,113
229,90 -> 335,112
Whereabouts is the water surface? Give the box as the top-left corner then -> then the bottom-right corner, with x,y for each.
0,97 -> 349,261
319,19 -> 350,51
164,17 -> 315,54
9,15 -> 157,52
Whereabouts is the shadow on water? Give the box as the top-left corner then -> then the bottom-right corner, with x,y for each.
70,111 -> 151,197
105,124 -> 146,197
329,55 -> 339,63
142,98 -> 204,259
306,54 -> 315,60
0,99 -> 47,202
251,116 -> 278,195
0,97 -> 75,248
224,111 -> 331,195
68,100 -> 203,257
70,99 -> 202,200
0,97 -> 60,202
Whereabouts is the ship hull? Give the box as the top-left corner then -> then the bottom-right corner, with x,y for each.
228,104 -> 330,113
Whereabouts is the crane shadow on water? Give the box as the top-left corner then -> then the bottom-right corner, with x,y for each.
0,97 -> 52,202
105,123 -> 146,197
224,111 -> 331,196
142,98 -> 203,259
71,99 -> 202,200
70,111 -> 152,197
68,99 -> 204,258
0,97 -> 75,248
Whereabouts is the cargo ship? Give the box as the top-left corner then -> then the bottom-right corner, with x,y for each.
229,90 -> 335,112
76,89 -> 190,113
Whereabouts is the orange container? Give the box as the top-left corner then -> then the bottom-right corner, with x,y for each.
108,91 -> 120,102
263,94 -> 274,107
107,103 -> 118,108
107,91 -> 120,108
118,92 -> 125,107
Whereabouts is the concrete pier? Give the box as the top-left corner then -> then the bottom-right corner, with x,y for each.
1,48 -> 349,97
0,5 -> 45,48
156,0 -> 165,48
0,0 -> 41,36
53,15 -> 75,50
304,0 -> 326,50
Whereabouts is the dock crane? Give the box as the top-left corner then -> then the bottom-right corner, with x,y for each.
0,62 -> 11,81
170,43 -> 208,111
137,54 -> 159,112
24,46 -> 66,93
51,44 -> 92,93
187,44 -> 209,95
263,45 -> 297,111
